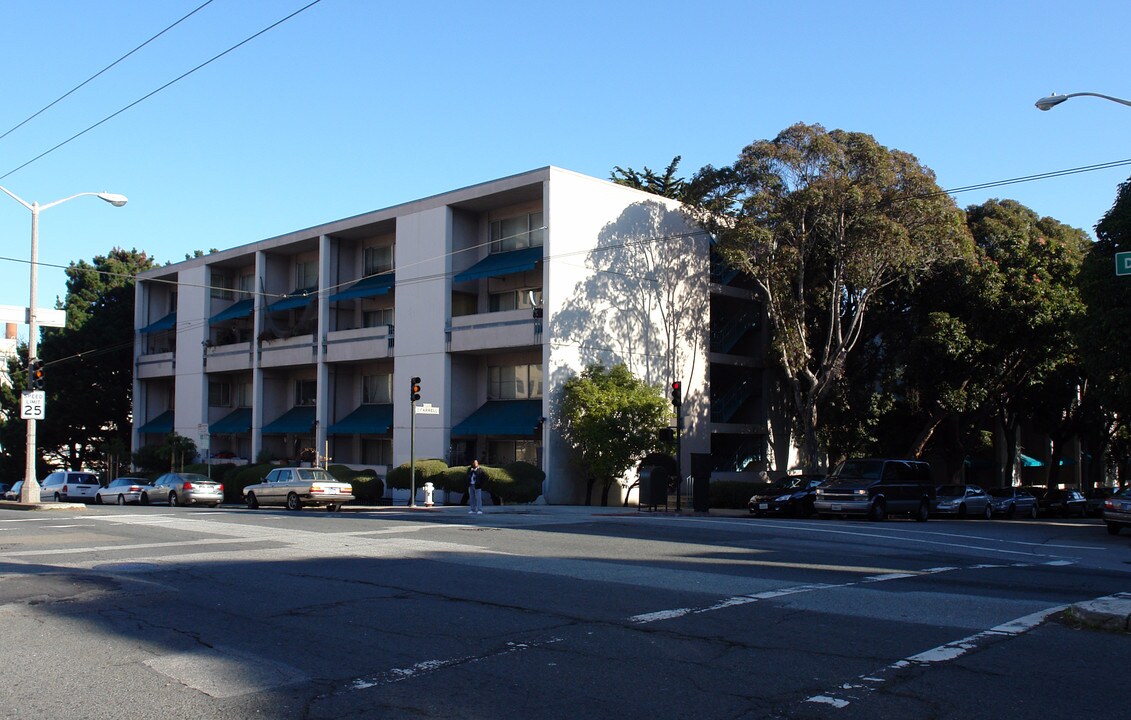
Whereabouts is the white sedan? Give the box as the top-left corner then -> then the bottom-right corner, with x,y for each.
95,477 -> 155,505
243,467 -> 354,511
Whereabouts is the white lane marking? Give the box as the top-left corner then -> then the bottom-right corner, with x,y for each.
630,515 -> 1108,554
804,604 -> 1067,708
343,637 -> 564,691
5,537 -> 277,557
628,559 -> 1073,624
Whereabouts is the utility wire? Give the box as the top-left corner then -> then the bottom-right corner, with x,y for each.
0,0 -> 217,144
0,0 -> 324,182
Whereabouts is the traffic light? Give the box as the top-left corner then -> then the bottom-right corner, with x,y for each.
29,359 -> 45,391
410,376 -> 421,402
671,380 -> 682,408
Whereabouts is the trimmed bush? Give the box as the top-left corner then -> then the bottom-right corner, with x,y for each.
444,462 -> 545,505
386,459 -> 448,490
327,465 -> 383,504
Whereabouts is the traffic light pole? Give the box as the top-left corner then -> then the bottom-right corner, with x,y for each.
409,377 -> 421,508
22,203 -> 41,503
672,381 -> 682,512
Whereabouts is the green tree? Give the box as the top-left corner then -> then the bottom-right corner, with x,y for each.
558,363 -> 671,505
1,248 -> 157,473
1079,178 -> 1131,484
689,123 -> 969,470
610,156 -> 689,200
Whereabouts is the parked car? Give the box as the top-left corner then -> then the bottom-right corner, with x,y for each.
1029,487 -> 1087,518
934,484 -> 993,519
748,474 -> 825,517
243,467 -> 354,511
814,458 -> 935,521
95,477 -> 156,505
986,487 -> 1039,519
145,472 -> 224,507
1102,486 -> 1131,535
40,470 -> 100,502
2,481 -> 23,500
0,483 -> 9,497
1086,487 -> 1120,517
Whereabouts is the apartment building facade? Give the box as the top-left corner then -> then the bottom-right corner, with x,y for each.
132,167 -> 768,503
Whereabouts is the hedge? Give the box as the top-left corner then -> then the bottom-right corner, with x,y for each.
386,459 -> 544,504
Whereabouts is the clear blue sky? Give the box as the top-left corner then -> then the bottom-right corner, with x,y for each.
1,0 -> 1129,334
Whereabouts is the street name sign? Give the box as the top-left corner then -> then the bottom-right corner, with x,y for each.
0,305 -> 66,327
20,390 -> 45,420
1117,251 -> 1131,277
414,403 -> 440,415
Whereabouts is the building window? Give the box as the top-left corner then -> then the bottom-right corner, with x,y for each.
362,374 -> 392,404
295,379 -> 317,406
237,382 -> 253,408
363,245 -> 394,276
363,308 -> 394,328
208,381 -> 231,407
489,287 -> 542,312
362,438 -> 393,465
210,271 -> 233,300
238,273 -> 256,299
488,363 -> 543,400
488,440 -> 540,466
490,211 -> 543,253
296,260 -> 318,291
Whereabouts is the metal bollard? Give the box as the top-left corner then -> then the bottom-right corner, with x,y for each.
423,482 -> 434,507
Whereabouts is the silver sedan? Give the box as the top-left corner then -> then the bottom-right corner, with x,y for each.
934,484 -> 993,519
95,477 -> 155,505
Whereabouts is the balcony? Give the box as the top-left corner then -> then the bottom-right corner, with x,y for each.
205,341 -> 253,373
259,334 -> 317,368
136,351 -> 174,378
326,325 -> 393,362
448,309 -> 542,352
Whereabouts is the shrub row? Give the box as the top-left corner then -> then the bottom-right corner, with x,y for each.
386,460 -> 544,504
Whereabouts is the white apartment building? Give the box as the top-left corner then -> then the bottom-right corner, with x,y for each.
132,167 -> 768,504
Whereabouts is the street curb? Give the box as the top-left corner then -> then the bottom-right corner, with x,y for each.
1065,595 -> 1131,633
0,500 -> 88,511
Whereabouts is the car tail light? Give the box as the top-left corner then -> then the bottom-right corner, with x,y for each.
217,484 -> 224,492
183,482 -> 193,490
130,485 -> 142,492
62,484 -> 69,492
1105,499 -> 1116,510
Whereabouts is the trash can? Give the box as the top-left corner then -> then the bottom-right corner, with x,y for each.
638,465 -> 668,509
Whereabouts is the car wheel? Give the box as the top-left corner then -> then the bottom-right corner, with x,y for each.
915,500 -> 930,522
169,492 -> 179,507
140,493 -> 150,506
1029,504 -> 1038,519
1107,522 -> 1122,536
245,492 -> 259,509
117,494 -> 126,506
54,493 -> 62,502
95,494 -> 103,505
1005,503 -> 1016,519
286,493 -> 302,511
327,503 -> 341,512
957,503 -> 967,519
983,503 -> 993,520
868,500 -> 887,522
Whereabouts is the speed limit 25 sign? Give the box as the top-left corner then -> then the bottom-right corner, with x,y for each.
20,390 -> 46,420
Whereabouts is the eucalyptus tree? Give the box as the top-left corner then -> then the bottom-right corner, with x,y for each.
688,123 -> 969,470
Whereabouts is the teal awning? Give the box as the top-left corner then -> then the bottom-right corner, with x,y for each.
454,246 -> 542,283
137,410 -> 174,434
262,406 -> 316,434
209,299 -> 254,323
140,312 -> 176,334
327,404 -> 393,435
452,399 -> 542,436
1019,453 -> 1044,467
329,273 -> 395,302
210,408 -> 252,434
266,288 -> 317,313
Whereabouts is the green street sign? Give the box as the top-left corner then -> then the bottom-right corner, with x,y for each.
1118,251 -> 1131,277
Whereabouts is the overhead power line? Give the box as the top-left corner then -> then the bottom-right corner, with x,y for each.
0,0 -> 324,182
0,0 -> 217,144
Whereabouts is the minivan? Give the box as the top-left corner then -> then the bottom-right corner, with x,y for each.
813,458 -> 935,521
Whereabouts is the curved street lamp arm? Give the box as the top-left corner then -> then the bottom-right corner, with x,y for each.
1036,92 -> 1131,111
0,183 -> 34,211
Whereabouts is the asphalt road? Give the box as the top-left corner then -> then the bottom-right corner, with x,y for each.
2,504 -> 1129,719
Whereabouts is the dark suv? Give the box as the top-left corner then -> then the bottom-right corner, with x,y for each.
814,458 -> 935,521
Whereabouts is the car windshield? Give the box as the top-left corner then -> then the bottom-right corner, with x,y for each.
180,474 -> 213,483
833,460 -> 883,480
937,486 -> 966,497
73,473 -> 98,484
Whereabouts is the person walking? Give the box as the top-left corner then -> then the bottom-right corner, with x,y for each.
467,459 -> 484,514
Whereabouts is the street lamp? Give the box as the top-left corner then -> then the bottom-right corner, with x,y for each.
1035,92 -> 1131,111
0,185 -> 127,504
